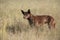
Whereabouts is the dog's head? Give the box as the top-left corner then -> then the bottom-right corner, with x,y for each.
21,9 -> 31,19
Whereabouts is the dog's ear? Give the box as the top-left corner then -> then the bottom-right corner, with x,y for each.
21,10 -> 24,14
28,9 -> 30,13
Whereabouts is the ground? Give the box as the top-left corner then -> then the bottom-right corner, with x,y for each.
0,0 -> 60,40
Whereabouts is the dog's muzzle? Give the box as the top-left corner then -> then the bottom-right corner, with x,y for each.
23,15 -> 30,19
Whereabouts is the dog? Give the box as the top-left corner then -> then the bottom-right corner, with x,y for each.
21,9 -> 55,29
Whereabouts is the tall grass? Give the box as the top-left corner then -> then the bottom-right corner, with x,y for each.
0,0 -> 60,40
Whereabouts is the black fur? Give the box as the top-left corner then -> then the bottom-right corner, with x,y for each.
27,18 -> 34,27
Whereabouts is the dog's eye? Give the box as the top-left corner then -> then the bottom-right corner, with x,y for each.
25,14 -> 28,15
26,14 -> 28,16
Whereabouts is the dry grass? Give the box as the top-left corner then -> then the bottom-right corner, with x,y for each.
0,0 -> 60,40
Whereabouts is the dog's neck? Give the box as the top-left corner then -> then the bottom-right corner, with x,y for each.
27,14 -> 34,26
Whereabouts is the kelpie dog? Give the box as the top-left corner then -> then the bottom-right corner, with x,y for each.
21,9 -> 55,29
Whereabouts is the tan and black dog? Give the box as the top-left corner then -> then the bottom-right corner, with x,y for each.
21,9 -> 55,29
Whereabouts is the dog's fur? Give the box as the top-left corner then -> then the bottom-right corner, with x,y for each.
21,9 -> 55,29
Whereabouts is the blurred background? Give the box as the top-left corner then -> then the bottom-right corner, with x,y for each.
0,0 -> 60,40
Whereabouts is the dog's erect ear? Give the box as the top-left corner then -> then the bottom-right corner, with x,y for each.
28,9 -> 30,13
21,10 -> 24,14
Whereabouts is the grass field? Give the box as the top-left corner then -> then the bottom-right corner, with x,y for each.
0,0 -> 60,40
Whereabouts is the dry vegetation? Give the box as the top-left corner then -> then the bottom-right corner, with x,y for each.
0,0 -> 60,40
